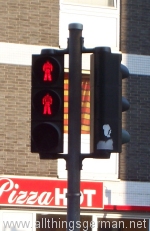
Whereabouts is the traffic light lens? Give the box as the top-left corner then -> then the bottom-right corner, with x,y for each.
42,93 -> 52,115
32,90 -> 61,116
32,56 -> 61,86
32,123 -> 59,152
43,61 -> 53,82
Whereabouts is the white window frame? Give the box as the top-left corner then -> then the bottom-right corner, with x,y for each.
61,0 -> 117,9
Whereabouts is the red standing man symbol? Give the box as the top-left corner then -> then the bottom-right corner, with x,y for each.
43,61 -> 53,81
42,94 -> 52,115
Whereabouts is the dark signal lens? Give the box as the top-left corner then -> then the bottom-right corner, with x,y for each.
32,123 -> 59,152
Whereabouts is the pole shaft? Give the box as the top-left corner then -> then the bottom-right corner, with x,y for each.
67,23 -> 83,231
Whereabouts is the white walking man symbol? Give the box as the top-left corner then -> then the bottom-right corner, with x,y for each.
97,124 -> 113,150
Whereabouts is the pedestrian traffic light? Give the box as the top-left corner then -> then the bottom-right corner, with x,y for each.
31,49 -> 64,156
90,47 -> 130,158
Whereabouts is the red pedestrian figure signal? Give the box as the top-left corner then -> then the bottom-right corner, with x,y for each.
42,93 -> 52,115
43,61 -> 53,81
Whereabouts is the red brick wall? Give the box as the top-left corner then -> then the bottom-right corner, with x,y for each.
0,0 -> 59,177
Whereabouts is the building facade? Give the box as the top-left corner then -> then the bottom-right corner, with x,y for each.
0,0 -> 59,177
0,0 -> 150,231
120,0 -> 150,181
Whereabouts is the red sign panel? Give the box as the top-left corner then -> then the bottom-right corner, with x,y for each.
0,177 -> 103,209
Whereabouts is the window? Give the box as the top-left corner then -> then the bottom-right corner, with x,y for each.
59,0 -> 120,51
63,0 -> 116,7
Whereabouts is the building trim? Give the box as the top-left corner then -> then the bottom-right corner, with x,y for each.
0,42 -> 150,76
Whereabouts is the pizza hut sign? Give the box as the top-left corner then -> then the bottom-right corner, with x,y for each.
0,177 -> 103,209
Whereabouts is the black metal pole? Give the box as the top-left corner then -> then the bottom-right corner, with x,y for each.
66,23 -> 83,231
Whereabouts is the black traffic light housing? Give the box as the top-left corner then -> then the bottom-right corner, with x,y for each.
31,49 -> 64,155
90,47 -> 130,158
121,64 -> 130,144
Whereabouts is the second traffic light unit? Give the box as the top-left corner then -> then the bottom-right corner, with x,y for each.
90,47 -> 130,158
31,50 -> 64,155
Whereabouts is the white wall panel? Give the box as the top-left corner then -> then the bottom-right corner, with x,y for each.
104,180 -> 150,206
